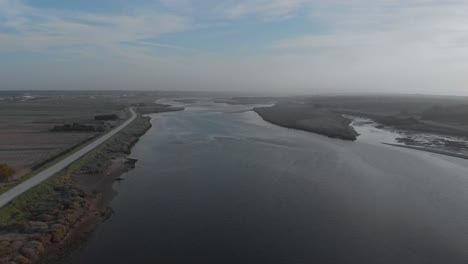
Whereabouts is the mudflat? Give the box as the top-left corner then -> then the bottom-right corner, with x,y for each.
223,95 -> 468,155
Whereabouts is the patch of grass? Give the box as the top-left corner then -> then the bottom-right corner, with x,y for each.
0,137 -> 97,195
29,134 -> 100,171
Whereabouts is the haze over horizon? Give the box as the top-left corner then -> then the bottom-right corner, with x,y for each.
1,0 -> 468,95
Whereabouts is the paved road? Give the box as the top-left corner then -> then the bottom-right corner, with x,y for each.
0,108 -> 137,208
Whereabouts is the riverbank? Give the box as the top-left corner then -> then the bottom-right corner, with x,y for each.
0,108 -> 176,263
254,104 -> 358,140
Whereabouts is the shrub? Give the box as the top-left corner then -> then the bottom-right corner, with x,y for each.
0,163 -> 14,182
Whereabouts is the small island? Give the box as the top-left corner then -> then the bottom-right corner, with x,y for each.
254,103 -> 358,140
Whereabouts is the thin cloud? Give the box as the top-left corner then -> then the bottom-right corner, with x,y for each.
0,0 -> 192,52
219,0 -> 308,19
159,0 -> 193,12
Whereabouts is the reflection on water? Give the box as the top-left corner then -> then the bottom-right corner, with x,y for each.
67,101 -> 468,264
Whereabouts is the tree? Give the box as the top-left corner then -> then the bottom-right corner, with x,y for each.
0,163 -> 14,182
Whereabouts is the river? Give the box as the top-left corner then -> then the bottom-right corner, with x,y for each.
65,100 -> 468,264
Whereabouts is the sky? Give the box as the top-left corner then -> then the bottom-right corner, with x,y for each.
1,0 -> 468,95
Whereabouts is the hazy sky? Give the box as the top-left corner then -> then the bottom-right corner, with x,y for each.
1,0 -> 468,95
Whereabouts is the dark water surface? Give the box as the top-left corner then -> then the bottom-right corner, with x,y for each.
66,101 -> 468,264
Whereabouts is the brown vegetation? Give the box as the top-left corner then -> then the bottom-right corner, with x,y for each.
0,164 -> 14,182
94,114 -> 119,121
136,103 -> 184,114
51,123 -> 100,132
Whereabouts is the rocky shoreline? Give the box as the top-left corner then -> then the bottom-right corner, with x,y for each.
0,114 -> 153,264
